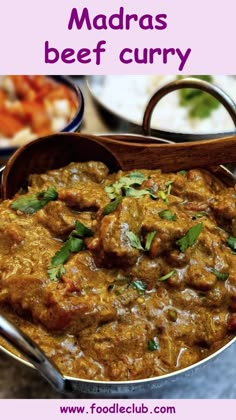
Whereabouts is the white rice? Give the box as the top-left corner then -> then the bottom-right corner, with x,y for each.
93,75 -> 236,134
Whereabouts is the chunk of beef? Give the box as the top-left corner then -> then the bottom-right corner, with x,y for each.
185,264 -> 217,291
79,317 -> 155,363
210,189 -> 236,235
0,251 -> 143,334
172,169 -> 224,201
58,182 -> 109,210
142,204 -> 192,257
1,269 -> 118,333
35,201 -> 93,238
29,161 -> 109,189
88,198 -> 143,267
0,223 -> 25,248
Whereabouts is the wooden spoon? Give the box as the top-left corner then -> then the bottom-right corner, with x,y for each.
2,132 -> 236,199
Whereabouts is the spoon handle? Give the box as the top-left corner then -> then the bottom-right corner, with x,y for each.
0,313 -> 68,393
99,135 -> 236,172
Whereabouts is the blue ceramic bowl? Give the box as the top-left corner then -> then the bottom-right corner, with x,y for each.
0,76 -> 84,161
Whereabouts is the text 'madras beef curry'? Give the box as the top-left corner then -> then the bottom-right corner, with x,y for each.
0,162 -> 235,381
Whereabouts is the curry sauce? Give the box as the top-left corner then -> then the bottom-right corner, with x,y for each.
0,162 -> 235,381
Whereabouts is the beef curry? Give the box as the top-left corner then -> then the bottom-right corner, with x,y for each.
0,162 -> 235,381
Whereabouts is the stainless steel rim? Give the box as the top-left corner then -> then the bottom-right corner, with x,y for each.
0,132 -> 235,394
142,77 -> 236,136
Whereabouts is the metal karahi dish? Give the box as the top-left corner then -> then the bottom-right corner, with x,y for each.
0,78 -> 235,397
0,129 -> 235,397
87,75 -> 236,141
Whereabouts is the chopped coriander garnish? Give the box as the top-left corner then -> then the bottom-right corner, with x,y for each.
158,181 -> 174,203
105,172 -> 147,199
50,244 -> 70,267
210,268 -> 229,281
159,209 -> 177,221
158,190 -> 168,204
48,221 -> 91,281
147,338 -> 160,351
125,186 -> 157,199
48,237 -> 84,280
178,75 -> 220,119
176,223 -> 203,252
103,196 -> 122,215
159,270 -> 176,281
130,279 -> 147,293
227,236 -> 236,251
126,231 -> 144,251
165,180 -> 174,195
68,237 -> 84,253
178,170 -> 188,176
72,220 -> 93,237
104,184 -> 120,200
11,187 -> 58,214
145,231 -> 157,251
47,264 -> 66,281
51,237 -> 84,267
11,194 -> 42,214
126,230 -> 157,252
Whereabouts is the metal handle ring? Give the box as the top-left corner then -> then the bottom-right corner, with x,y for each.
142,77 -> 236,136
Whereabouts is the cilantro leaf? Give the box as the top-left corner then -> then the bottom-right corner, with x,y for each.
176,223 -> 203,252
159,270 -> 176,281
103,196 -> 122,215
126,231 -> 144,251
210,268 -> 229,281
11,194 -> 44,214
67,237 -> 84,253
178,76 -> 220,119
50,238 -> 83,274
125,187 -> 157,199
104,184 -> 119,200
73,220 -> 93,237
11,187 -> 58,214
38,187 -> 58,202
145,231 -> 157,251
47,264 -> 66,281
159,209 -> 176,221
147,338 -> 160,351
165,180 -> 174,195
51,243 -> 71,266
227,236 -> 236,251
104,172 -> 147,199
178,170 -> 188,176
158,190 -> 169,204
48,223 -> 85,281
130,280 -> 147,292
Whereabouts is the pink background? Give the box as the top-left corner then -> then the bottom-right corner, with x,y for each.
0,0 -> 236,413
0,0 -> 235,74
0,399 -> 235,419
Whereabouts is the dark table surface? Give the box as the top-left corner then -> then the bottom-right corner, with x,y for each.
0,77 -> 235,399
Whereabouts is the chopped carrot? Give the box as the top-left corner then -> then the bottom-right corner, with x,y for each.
0,113 -> 25,137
